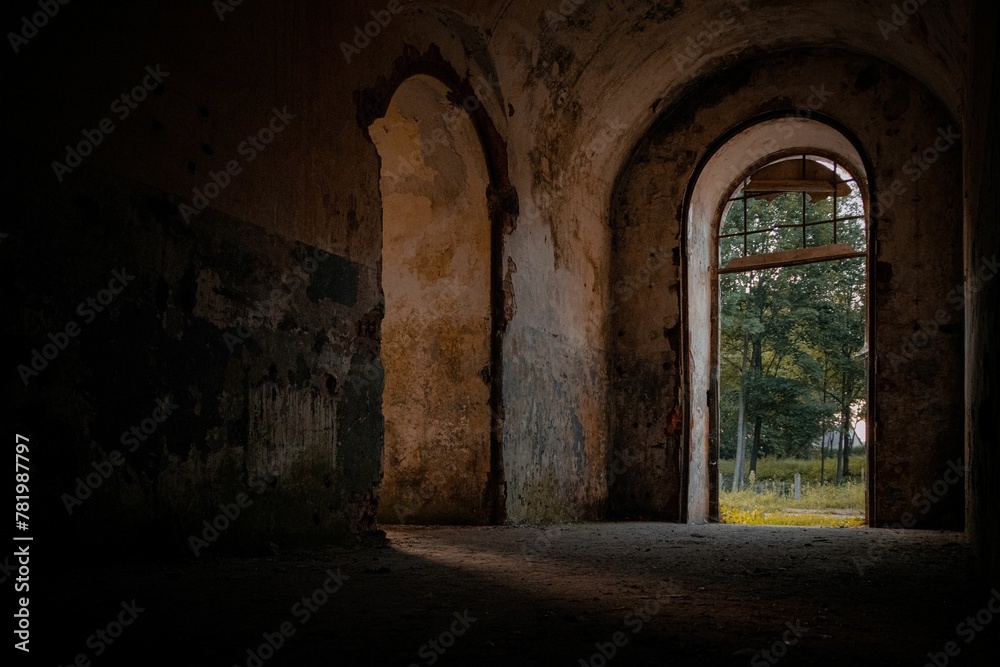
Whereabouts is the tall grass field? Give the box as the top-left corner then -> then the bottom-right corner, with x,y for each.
719,456 -> 865,527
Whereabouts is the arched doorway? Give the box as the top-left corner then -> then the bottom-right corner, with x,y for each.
609,53 -> 964,531
369,75 -> 494,525
684,117 -> 873,523
716,153 -> 869,526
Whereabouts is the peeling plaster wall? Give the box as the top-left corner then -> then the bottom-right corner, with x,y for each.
611,51 -> 965,529
2,0 -> 983,553
1,0 -> 407,554
479,0 -> 968,524
371,76 -> 493,524
2,163 -> 378,555
607,160 -> 685,520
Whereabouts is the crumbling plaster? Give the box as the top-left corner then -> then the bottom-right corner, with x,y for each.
2,0 -> 976,551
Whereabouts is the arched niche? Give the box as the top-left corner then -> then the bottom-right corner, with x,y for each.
369,74 -> 493,524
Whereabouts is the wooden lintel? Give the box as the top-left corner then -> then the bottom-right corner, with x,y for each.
744,179 -> 838,193
719,244 -> 865,273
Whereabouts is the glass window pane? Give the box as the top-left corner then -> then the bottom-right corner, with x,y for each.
839,256 -> 867,309
721,157 -> 866,262
745,197 -> 769,233
811,155 -> 836,172
806,222 -> 835,247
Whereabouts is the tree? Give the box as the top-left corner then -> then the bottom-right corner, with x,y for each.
719,181 -> 867,488
721,264 -> 839,486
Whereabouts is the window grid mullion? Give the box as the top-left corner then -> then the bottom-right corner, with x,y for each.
722,156 -> 867,266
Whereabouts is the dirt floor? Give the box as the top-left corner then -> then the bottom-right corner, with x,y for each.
38,523 -> 998,666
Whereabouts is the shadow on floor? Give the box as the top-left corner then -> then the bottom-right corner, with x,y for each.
31,522 -> 998,666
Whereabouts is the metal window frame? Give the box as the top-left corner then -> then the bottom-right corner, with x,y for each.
719,155 -> 867,272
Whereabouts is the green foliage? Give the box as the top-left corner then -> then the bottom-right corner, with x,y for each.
719,179 -> 867,480
719,457 -> 865,526
719,456 -> 866,486
720,479 -> 865,512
